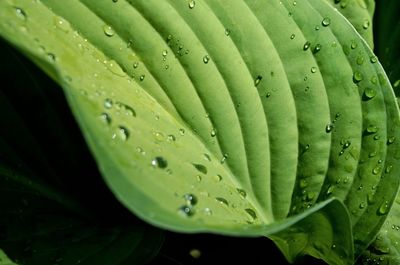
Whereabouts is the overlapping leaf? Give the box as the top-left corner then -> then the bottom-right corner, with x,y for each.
0,0 -> 399,264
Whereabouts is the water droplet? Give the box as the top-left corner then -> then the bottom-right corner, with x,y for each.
364,87 -> 376,99
103,25 -> 114,37
215,197 -> 229,206
326,123 -> 334,133
307,192 -> 316,201
394,79 -> 400,88
213,174 -> 222,182
133,62 -> 139,68
366,125 -> 378,133
378,201 -> 390,215
151,157 -> 168,168
162,50 -> 168,57
266,92 -> 271,98
363,20 -> 370,29
385,165 -> 393,174
203,207 -> 212,215
322,17 -> 331,26
374,135 -> 380,140
192,163 -> 207,174
315,25 -> 320,31
188,0 -> 196,9
184,194 -> 198,206
203,153 -> 211,161
117,126 -> 129,141
372,165 -> 382,175
368,192 -> 376,204
353,71 -> 363,83
387,136 -> 396,145
245,209 -> 257,220
189,249 -> 201,259
359,202 -> 366,209
220,154 -> 228,164
225,28 -> 231,36
300,179 -> 308,188
303,41 -> 311,51
356,56 -> 365,65
178,205 -> 194,217
104,98 -> 113,109
203,55 -> 210,64
237,188 -> 247,198
139,75 -> 145,81
290,34 -> 296,40
326,185 -> 335,196
54,16 -> 69,32
351,41 -> 358,49
100,113 -> 111,124
210,128 -> 217,137
179,128 -> 186,135
370,56 -> 377,63
313,44 -> 322,54
15,7 -> 26,20
254,75 -> 263,86
311,67 -> 317,73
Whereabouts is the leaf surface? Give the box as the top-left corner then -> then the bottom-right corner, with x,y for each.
1,0 -> 399,264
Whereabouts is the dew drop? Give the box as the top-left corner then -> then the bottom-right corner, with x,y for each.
370,56 -> 378,63
326,185 -> 335,196
100,113 -> 111,124
313,44 -> 322,54
215,197 -> 229,206
203,153 -> 211,162
366,125 -> 378,133
385,165 -> 393,174
103,25 -> 114,37
307,191 -> 316,201
254,75 -> 263,86
139,75 -> 145,81
151,156 -> 168,169
188,0 -> 196,9
117,126 -> 129,141
237,188 -> 247,198
359,202 -> 366,209
162,50 -> 168,57
374,135 -> 380,140
303,41 -> 311,51
363,20 -> 370,29
351,41 -> 358,49
326,123 -> 334,133
372,165 -> 382,175
356,56 -> 365,65
394,79 -> 400,88
299,179 -> 308,188
203,55 -> 210,64
179,128 -> 186,135
353,71 -> 363,83
378,201 -> 390,215
225,28 -> 231,36
189,249 -> 201,259
322,17 -> 331,26
54,16 -> 70,32
290,34 -> 296,40
220,154 -> 228,164
192,163 -> 208,174
311,67 -> 317,73
104,98 -> 113,109
213,174 -> 222,182
245,209 -> 257,220
178,205 -> 194,217
184,194 -> 198,206
133,62 -> 139,69
210,128 -> 217,137
387,136 -> 396,145
15,7 -> 26,20
368,193 -> 376,204
203,208 -> 212,215
364,87 -> 376,99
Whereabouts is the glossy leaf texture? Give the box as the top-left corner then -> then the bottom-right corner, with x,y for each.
0,41 -> 164,265
326,0 -> 375,48
1,0 -> 399,264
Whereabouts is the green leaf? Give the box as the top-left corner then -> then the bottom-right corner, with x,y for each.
0,43 -> 164,265
326,0 -> 375,48
1,0 -> 399,264
0,249 -> 18,265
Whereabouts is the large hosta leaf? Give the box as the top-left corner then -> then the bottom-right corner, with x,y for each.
1,0 -> 399,264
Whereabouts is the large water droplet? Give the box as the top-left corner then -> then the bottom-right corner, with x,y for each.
192,163 -> 208,174
104,98 -> 113,109
378,201 -> 390,215
188,0 -> 196,9
151,157 -> 168,168
303,41 -> 311,51
311,67 -> 317,73
322,17 -> 331,26
237,188 -> 247,198
363,20 -> 370,29
184,194 -> 198,206
203,55 -> 210,64
353,71 -> 363,83
372,165 -> 382,175
245,209 -> 257,220
15,7 -> 26,20
103,25 -> 115,37
370,56 -> 377,63
178,205 -> 194,217
366,125 -> 378,133
215,197 -> 229,206
364,87 -> 376,99
117,126 -> 129,141
100,113 -> 111,124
